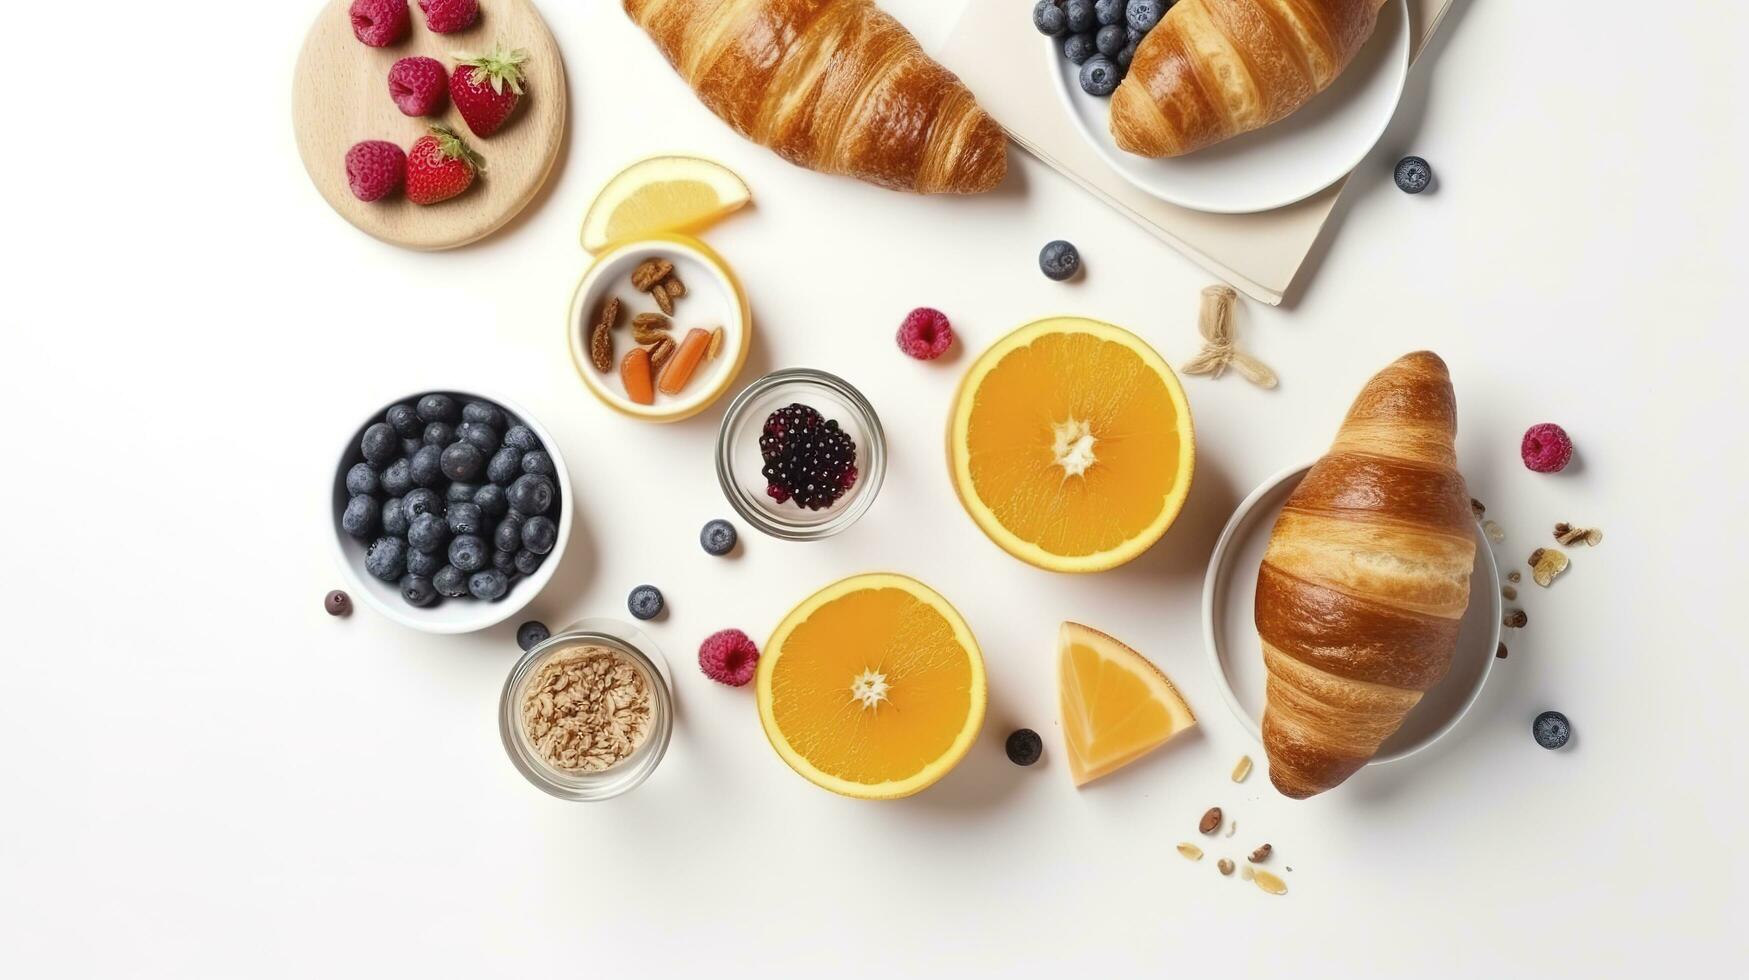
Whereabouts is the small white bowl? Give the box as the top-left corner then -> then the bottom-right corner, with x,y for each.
566,233 -> 750,422
1202,463 -> 1502,766
329,388 -> 573,634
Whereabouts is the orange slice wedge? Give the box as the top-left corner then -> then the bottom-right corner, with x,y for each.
580,155 -> 751,252
1058,622 -> 1195,786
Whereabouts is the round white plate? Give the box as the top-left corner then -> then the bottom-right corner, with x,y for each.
1050,0 -> 1410,214
1201,463 -> 1501,767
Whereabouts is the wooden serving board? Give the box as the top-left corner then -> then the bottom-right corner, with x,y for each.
292,0 -> 567,250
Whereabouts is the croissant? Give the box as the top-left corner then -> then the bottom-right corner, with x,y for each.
622,0 -> 1006,193
1256,352 -> 1475,799
1111,0 -> 1389,157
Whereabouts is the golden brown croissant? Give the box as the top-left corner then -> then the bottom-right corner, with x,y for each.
622,0 -> 1006,193
1111,0 -> 1389,157
1256,352 -> 1475,799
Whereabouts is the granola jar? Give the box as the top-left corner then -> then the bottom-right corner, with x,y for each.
499,618 -> 674,801
715,369 -> 887,540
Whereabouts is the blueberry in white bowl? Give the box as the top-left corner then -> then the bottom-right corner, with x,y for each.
1080,56 -> 1120,98
331,390 -> 572,634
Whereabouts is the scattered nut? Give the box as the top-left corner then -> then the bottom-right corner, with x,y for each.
632,312 -> 671,345
1554,522 -> 1603,547
1470,498 -> 1486,520
1176,843 -> 1203,861
1253,870 -> 1288,895
1504,609 -> 1528,629
1528,547 -> 1570,588
589,320 -> 613,373
1231,755 -> 1253,783
1240,864 -> 1255,881
1248,844 -> 1272,863
706,325 -> 725,360
1217,858 -> 1235,876
1496,642 -> 1509,659
647,336 -> 677,373
651,281 -> 674,315
1502,585 -> 1517,601
631,258 -> 673,292
1199,807 -> 1223,835
1483,519 -> 1505,543
662,274 -> 685,299
1507,570 -> 1522,584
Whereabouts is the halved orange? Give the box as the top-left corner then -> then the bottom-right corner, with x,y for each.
948,317 -> 1195,573
1059,622 -> 1195,786
756,574 -> 986,799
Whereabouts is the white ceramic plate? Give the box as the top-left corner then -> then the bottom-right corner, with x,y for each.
1201,463 -> 1501,766
330,388 -> 573,634
1050,0 -> 1410,214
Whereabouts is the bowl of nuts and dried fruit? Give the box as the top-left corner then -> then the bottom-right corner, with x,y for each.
567,234 -> 752,422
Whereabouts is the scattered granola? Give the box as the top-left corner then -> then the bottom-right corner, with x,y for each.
1496,642 -> 1509,659
1199,807 -> 1223,835
1504,609 -> 1528,629
1225,820 -> 1237,839
1217,858 -> 1235,876
1231,755 -> 1253,783
1507,570 -> 1522,584
1554,522 -> 1603,547
1177,843 -> 1204,861
1471,498 -> 1486,521
1483,519 -> 1505,543
1502,585 -> 1517,601
520,645 -> 653,773
1241,865 -> 1255,881
1529,547 -> 1570,588
1254,870 -> 1288,895
1249,844 -> 1272,863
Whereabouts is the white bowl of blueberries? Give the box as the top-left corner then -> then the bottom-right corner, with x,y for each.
331,390 -> 571,634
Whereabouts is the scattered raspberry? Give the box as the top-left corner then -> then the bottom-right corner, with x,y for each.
1521,423 -> 1574,473
698,629 -> 759,687
349,0 -> 410,47
388,56 -> 448,116
896,307 -> 954,360
419,0 -> 480,33
344,140 -> 407,202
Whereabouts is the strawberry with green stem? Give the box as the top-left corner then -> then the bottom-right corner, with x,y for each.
406,125 -> 485,205
451,43 -> 530,138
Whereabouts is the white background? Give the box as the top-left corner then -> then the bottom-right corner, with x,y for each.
4,1 -> 1745,976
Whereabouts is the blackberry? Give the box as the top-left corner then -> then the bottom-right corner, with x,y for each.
757,404 -> 858,510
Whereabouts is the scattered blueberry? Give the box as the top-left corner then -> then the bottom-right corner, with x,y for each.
386,403 -> 422,438
399,574 -> 438,607
406,547 -> 442,578
1127,0 -> 1164,32
513,549 -> 544,576
342,494 -> 379,539
516,620 -> 550,651
1079,55 -> 1119,97
520,450 -> 554,477
1039,240 -> 1082,280
456,420 -> 499,454
416,393 -> 458,423
407,511 -> 450,552
440,441 -> 484,482
473,483 -> 508,517
433,565 -> 468,597
700,519 -> 738,556
1095,0 -> 1125,26
448,534 -> 487,573
1065,0 -> 1094,33
1533,710 -> 1571,750
361,423 -> 399,466
486,446 -> 522,484
493,514 -> 524,553
627,584 -> 664,621
1033,0 -> 1066,37
468,568 -> 509,601
364,536 -> 407,582
1006,728 -> 1044,766
502,425 -> 539,452
422,421 -> 454,447
324,589 -> 352,616
1063,31 -> 1097,65
463,401 -> 505,429
447,502 -> 484,536
379,458 -> 413,496
345,462 -> 379,496
1096,23 -> 1125,57
507,474 -> 554,516
401,488 -> 442,522
520,515 -> 557,555
380,497 -> 410,536
1394,155 -> 1432,194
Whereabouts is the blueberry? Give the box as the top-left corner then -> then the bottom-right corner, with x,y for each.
473,484 -> 508,517
627,584 -> 664,621
433,564 -> 468,597
401,437 -> 424,458
401,488 -> 443,522
422,421 -> 454,447
1127,24 -> 1143,44
493,514 -> 524,553
364,536 -> 407,582
345,462 -> 379,496
502,425 -> 540,452
399,574 -> 438,608
463,401 -> 505,429
447,502 -> 484,536
386,403 -> 422,439
1065,0 -> 1094,33
440,442 -> 485,482
1095,0 -> 1125,27
1035,0 -> 1068,36
361,423 -> 399,466
406,547 -> 441,578
486,446 -> 523,484
1079,55 -> 1119,96
1096,23 -> 1126,57
456,421 -> 500,454
1394,155 -> 1432,194
324,590 -> 351,616
446,481 -> 480,504
468,568 -> 509,601
1533,710 -> 1571,750
342,494 -> 379,539
516,620 -> 550,652
405,445 -> 439,487
448,534 -> 487,573
513,548 -> 544,576
416,393 -> 458,423
407,511 -> 450,552
380,497 -> 409,536
520,450 -> 554,477
520,515 -> 557,555
700,519 -> 738,556
380,458 -> 413,496
1039,240 -> 1082,280
1063,31 -> 1097,65
1116,39 -> 1138,69
1127,0 -> 1164,32
1005,728 -> 1044,766
507,474 -> 555,516
492,549 -> 518,574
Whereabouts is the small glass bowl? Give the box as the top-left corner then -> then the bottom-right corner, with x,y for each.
715,368 -> 887,540
499,618 -> 674,801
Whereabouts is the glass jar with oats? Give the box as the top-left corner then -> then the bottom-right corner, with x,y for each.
499,618 -> 674,801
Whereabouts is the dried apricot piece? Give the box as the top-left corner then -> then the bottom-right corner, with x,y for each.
658,327 -> 711,396
620,346 -> 654,405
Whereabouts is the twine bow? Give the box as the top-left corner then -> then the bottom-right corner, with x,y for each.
1180,285 -> 1277,389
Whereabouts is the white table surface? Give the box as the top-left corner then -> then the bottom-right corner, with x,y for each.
4,1 -> 1745,976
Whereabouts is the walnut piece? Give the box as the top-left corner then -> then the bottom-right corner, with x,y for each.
631,258 -> 673,292
651,281 -> 674,315
1554,522 -> 1603,547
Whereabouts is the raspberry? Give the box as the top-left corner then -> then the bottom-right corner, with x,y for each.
388,56 -> 448,116
345,140 -> 406,202
698,629 -> 759,687
419,0 -> 479,33
1520,423 -> 1573,473
759,404 -> 858,510
897,307 -> 954,360
349,0 -> 410,48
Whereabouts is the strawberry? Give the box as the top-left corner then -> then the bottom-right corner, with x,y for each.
405,125 -> 484,205
450,43 -> 530,138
